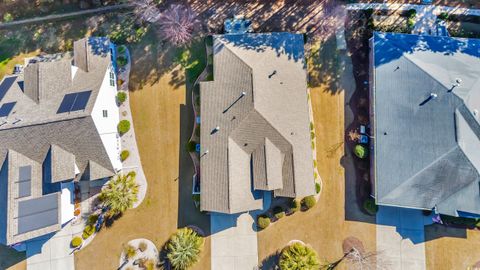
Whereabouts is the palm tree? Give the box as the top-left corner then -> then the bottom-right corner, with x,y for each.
166,228 -> 204,270
99,172 -> 139,217
279,242 -> 320,270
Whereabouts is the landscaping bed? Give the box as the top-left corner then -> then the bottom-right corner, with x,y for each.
439,14 -> 480,38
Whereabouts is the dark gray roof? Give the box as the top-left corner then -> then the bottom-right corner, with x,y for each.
0,37 -> 116,245
371,32 -> 480,216
200,33 -> 315,214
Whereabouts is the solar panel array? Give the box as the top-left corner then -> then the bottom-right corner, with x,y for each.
18,166 -> 31,198
0,76 -> 17,102
0,102 -> 16,117
57,91 -> 92,114
17,194 -> 58,234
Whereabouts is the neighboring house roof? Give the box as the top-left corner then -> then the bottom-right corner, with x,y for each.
371,32 -> 480,216
200,33 -> 315,214
0,37 -> 115,245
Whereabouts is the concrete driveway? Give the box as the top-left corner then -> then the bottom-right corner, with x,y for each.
26,222 -> 83,270
210,213 -> 259,270
376,206 -> 433,270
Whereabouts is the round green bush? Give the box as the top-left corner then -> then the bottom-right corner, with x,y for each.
118,120 -> 131,134
363,198 -> 379,215
257,215 -> 271,229
117,55 -> 128,67
3,13 -> 13,22
303,195 -> 316,210
117,92 -> 127,103
354,144 -> 368,159
407,9 -> 417,18
290,199 -> 300,213
87,214 -> 98,225
117,45 -> 127,54
120,150 -> 130,161
71,236 -> 82,248
82,225 -> 95,239
186,140 -> 197,152
315,182 -> 321,194
274,206 -> 285,219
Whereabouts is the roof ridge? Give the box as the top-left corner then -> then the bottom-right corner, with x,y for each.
434,146 -> 480,211
380,146 -> 459,201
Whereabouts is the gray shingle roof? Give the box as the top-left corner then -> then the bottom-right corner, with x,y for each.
371,32 -> 480,216
200,33 -> 315,214
0,37 -> 116,245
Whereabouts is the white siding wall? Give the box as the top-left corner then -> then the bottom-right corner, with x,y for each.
91,65 -> 122,172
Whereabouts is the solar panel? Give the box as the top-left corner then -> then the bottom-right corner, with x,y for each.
18,166 -> 31,198
0,76 -> 17,102
17,194 -> 59,234
57,91 -> 91,113
57,93 -> 77,114
0,102 -> 16,117
70,91 -> 92,111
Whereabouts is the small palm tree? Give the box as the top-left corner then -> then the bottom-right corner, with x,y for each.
166,228 -> 204,270
99,172 -> 139,217
279,242 -> 320,270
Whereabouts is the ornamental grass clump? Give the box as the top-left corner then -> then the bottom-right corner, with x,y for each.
166,227 -> 204,270
279,242 -> 320,270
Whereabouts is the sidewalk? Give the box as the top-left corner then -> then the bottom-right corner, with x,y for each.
0,4 -> 133,28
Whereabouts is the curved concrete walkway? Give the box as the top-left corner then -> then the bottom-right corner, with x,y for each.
117,47 -> 147,208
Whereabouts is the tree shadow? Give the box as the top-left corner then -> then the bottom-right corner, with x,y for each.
424,223 -> 467,242
258,251 -> 279,270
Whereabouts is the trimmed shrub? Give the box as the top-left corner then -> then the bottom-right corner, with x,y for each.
82,225 -> 95,239
120,150 -> 130,161
407,9 -> 417,19
257,215 -> 271,229
117,45 -> 127,54
138,241 -> 148,252
186,140 -> 197,152
302,195 -> 316,210
310,132 -> 315,140
71,236 -> 83,248
274,206 -> 285,220
279,242 -> 320,270
87,214 -> 98,226
315,182 -> 321,194
310,122 -> 314,131
407,18 -> 415,29
363,198 -> 379,215
118,120 -> 131,134
290,199 -> 300,213
117,55 -> 128,67
117,92 -> 127,103
192,194 -> 200,203
438,12 -> 449,21
313,159 -> 317,168
3,13 -> 13,22
354,144 -> 368,159
123,244 -> 137,259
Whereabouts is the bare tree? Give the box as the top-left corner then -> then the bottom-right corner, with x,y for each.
131,0 -> 161,23
157,4 -> 197,46
342,237 -> 389,270
323,237 -> 388,270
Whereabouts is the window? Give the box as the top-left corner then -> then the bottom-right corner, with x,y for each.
103,110 -> 108,118
109,71 -> 115,86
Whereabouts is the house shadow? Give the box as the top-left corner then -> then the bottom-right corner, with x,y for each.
0,244 -> 26,269
176,73 -> 211,237
258,251 -> 279,270
424,223 -> 467,242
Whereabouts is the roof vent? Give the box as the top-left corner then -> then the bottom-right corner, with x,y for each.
455,78 -> 462,85
430,93 -> 438,99
211,126 -> 220,135
241,91 -> 246,96
474,110 -> 478,117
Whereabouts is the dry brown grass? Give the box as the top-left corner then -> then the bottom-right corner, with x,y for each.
257,39 -> 376,269
426,225 -> 480,270
74,43 -> 210,269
